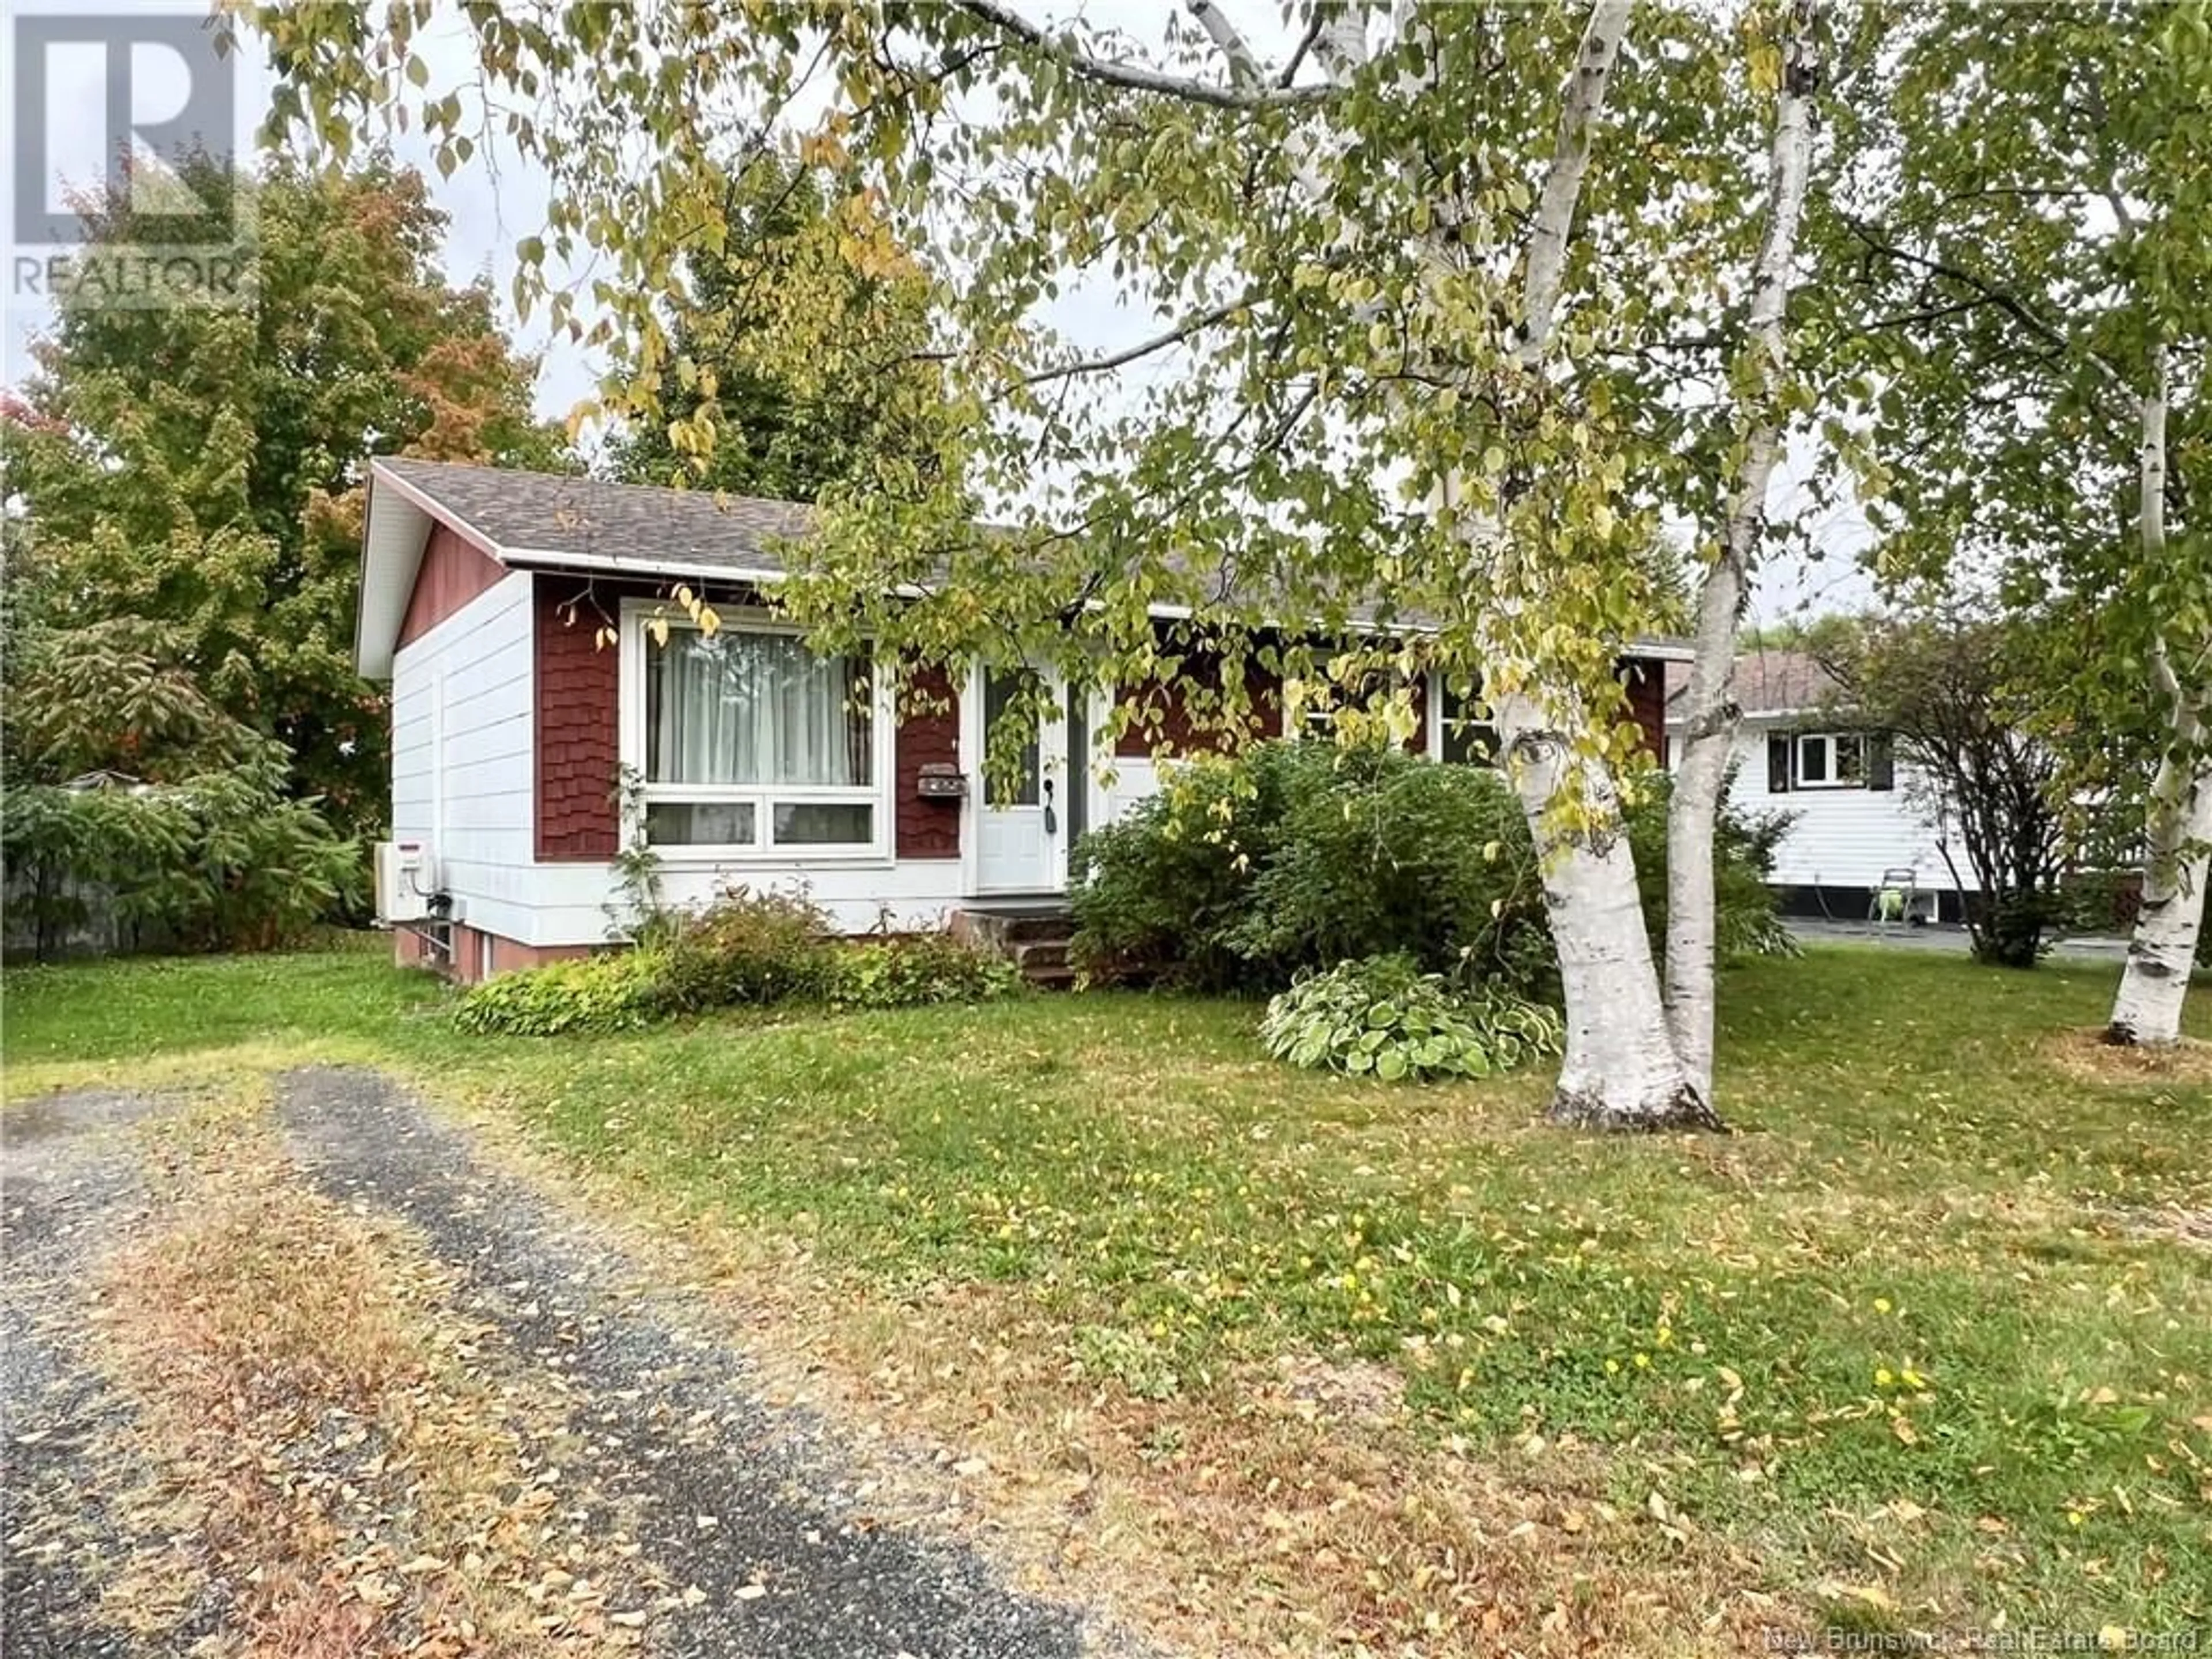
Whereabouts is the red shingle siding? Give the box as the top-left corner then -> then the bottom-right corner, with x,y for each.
535,577 -> 621,861
1115,653 -> 1285,757
1622,655 -> 1668,762
397,522 -> 504,649
896,664 -> 962,859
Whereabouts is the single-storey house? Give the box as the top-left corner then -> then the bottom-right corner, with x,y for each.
358,459 -> 1688,980
1665,650 -> 1969,922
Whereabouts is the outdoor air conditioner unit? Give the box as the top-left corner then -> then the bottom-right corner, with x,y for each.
374,840 -> 432,923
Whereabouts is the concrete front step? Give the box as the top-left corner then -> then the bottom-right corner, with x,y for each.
955,904 -> 1078,988
1013,939 -> 1070,975
999,912 -> 1075,945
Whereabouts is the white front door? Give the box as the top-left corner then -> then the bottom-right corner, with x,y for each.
972,666 -> 1067,894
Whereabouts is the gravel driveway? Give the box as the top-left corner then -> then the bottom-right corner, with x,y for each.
2,1069 -> 1106,1659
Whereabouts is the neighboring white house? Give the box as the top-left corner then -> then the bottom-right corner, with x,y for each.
1666,652 -> 1969,923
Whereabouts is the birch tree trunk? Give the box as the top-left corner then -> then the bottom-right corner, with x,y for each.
2108,346 -> 2209,1047
1495,687 -> 1725,1127
1664,0 -> 1823,1099
2109,730 -> 2211,1047
1490,0 -> 1718,1128
1206,0 -> 1722,1127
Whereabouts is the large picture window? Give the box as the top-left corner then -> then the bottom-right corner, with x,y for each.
630,615 -> 887,855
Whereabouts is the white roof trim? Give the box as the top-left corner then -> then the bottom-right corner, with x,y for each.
501,544 -> 789,584
369,459 -> 506,554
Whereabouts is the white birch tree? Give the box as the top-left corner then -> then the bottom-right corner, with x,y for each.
2110,347 -> 2212,1044
1807,0 -> 2210,1045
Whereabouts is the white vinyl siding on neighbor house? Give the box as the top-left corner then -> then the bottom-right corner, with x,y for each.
1724,716 -> 1961,907
389,571 -> 538,946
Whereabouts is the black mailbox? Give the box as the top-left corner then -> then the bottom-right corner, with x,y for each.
916,763 -> 968,799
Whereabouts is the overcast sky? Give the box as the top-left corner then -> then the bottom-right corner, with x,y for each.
3,0 -> 1871,624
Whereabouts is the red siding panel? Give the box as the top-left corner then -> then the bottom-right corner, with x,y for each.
397,523 -> 504,649
1620,655 -> 1669,762
1115,652 -> 1285,757
896,664 -> 962,860
535,577 -> 621,861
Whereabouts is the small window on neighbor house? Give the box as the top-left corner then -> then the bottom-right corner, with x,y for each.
1793,732 -> 1866,789
1798,734 -> 1830,785
1775,730 -> 1888,792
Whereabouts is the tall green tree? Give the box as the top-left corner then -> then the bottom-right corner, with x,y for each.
257,1 -> 1840,1128
607,159 -> 946,502
1817,607 -> 2072,967
1,154 -> 566,843
1808,0 -> 2211,1044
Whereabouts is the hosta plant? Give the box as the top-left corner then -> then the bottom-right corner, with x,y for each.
1259,955 -> 1564,1083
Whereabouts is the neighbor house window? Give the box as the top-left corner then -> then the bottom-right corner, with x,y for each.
1795,731 -> 1865,788
631,615 -> 888,855
1767,729 -> 1894,793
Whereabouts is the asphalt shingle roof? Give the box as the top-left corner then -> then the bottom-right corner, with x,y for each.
376,460 -> 1692,662
1665,649 -> 1842,717
379,457 -> 816,573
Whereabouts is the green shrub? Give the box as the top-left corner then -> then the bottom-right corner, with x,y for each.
1628,772 -> 1801,962
1072,741 -> 1789,995
1,761 -> 361,959
830,931 -> 1022,1009
455,906 -> 1022,1038
1226,747 -> 1549,988
1071,741 -> 1312,989
1259,954 -> 1565,1081
454,950 -> 664,1036
653,886 -> 838,1012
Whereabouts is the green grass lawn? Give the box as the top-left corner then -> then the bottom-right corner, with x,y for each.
5,942 -> 2207,1633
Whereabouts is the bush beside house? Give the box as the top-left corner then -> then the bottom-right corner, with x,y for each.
1072,740 -> 1792,998
454,888 -> 1020,1035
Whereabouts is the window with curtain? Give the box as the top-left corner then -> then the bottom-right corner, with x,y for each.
637,620 -> 882,851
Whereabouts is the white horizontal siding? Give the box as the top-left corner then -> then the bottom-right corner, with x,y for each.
390,572 -> 539,945
1724,718 -> 1967,909
523,858 -> 971,946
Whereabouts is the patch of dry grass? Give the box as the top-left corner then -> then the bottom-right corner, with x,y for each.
704,1262 -> 1796,1656
85,1095 -> 665,1658
2047,1027 -> 2212,1088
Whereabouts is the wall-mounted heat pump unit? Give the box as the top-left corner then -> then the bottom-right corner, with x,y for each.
374,840 -> 431,923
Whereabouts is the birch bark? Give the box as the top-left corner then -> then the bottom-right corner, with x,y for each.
1665,0 -> 1823,1098
2111,348 -> 2209,1044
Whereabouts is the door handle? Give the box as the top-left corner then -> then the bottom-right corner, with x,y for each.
1042,777 -> 1057,836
